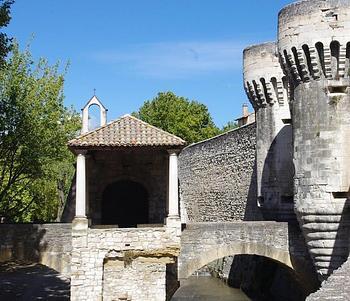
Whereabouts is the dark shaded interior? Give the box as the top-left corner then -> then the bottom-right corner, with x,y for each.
101,180 -> 149,227
227,255 -> 308,301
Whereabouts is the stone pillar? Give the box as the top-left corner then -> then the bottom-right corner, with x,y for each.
75,152 -> 87,218
166,150 -> 181,228
71,152 -> 89,301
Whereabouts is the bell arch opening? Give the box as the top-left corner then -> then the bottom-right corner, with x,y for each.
101,180 -> 149,227
88,104 -> 101,131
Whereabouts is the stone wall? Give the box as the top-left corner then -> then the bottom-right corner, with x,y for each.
70,220 -> 181,301
178,222 -> 315,279
103,258 -> 167,301
0,223 -> 72,275
179,123 -> 262,222
307,255 -> 350,300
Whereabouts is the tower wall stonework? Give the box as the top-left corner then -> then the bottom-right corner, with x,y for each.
278,0 -> 350,278
243,42 -> 294,221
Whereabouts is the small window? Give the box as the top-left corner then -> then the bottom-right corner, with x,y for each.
282,119 -> 292,125
332,192 -> 349,199
328,86 -> 347,94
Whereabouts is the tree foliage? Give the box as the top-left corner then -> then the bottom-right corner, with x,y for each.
134,92 -> 220,143
0,0 -> 14,68
0,44 -> 80,222
221,120 -> 238,133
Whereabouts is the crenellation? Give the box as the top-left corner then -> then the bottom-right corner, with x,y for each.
277,1 -> 350,279
240,1 -> 350,288
279,40 -> 350,83
243,42 -> 294,221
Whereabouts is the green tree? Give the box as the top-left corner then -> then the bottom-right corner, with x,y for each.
221,120 -> 238,133
0,44 -> 80,222
134,91 -> 220,143
0,0 -> 14,67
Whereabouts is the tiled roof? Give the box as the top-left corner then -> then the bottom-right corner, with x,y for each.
68,114 -> 186,148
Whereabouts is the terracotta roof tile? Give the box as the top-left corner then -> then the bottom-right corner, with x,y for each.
68,114 -> 186,148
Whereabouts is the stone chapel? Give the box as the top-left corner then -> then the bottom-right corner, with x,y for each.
65,95 -> 186,301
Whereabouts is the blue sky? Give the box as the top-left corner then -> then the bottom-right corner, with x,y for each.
5,0 -> 292,127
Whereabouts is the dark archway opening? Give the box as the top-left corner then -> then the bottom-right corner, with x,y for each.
173,255 -> 314,301
101,180 -> 149,227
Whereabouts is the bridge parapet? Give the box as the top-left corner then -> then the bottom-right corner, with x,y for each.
179,222 -> 313,281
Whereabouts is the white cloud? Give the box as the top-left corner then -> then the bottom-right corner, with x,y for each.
90,41 -> 245,78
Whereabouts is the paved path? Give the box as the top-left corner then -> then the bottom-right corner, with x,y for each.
0,262 -> 70,300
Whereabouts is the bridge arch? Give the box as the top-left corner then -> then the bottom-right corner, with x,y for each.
177,222 -> 317,286
179,241 -> 294,279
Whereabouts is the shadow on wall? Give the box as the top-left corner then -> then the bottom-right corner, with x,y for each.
287,223 -> 320,296
0,223 -> 72,275
260,125 -> 295,222
166,261 -> 179,301
0,224 -> 47,263
227,254 -> 309,301
243,160 -> 263,221
330,196 -> 350,277
61,172 -> 76,223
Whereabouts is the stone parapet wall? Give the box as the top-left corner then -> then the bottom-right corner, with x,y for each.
179,124 -> 262,222
70,220 -> 181,301
178,222 -> 316,282
0,223 -> 72,275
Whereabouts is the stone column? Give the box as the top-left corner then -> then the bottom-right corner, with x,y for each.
71,151 -> 88,301
168,150 -> 179,217
166,150 -> 181,229
75,151 -> 87,218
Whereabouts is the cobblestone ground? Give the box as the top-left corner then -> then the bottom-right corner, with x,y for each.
0,262 -> 70,300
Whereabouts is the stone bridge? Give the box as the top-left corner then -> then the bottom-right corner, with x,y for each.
178,222 -> 315,281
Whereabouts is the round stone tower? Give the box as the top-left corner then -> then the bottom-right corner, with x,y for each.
278,0 -> 350,277
243,42 -> 294,221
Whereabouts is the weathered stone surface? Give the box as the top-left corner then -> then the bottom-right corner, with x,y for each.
70,222 -> 181,301
178,222 -> 316,286
179,124 -> 262,222
0,223 -> 72,275
307,256 -> 350,300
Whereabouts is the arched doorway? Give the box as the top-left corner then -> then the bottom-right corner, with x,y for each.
101,180 -> 149,227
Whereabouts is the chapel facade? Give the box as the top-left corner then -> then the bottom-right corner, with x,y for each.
66,96 -> 186,301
